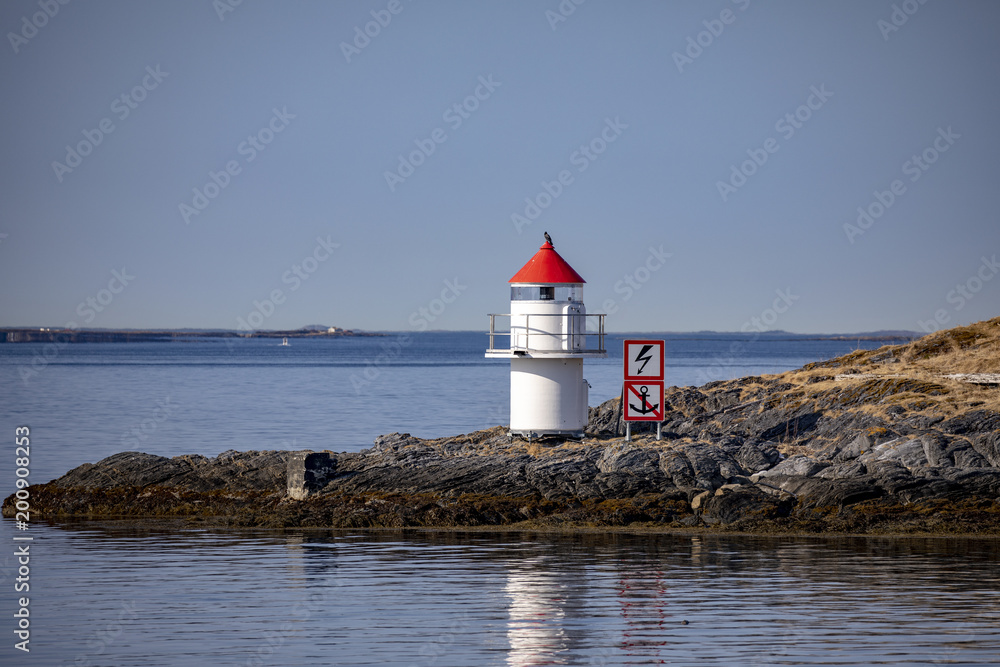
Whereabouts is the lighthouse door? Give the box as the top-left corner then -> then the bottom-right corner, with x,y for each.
564,303 -> 585,351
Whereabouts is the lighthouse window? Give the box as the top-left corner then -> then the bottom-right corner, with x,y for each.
511,285 -> 583,301
511,286 -> 538,300
559,286 -> 582,302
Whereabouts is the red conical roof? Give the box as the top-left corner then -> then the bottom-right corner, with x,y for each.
509,242 -> 586,284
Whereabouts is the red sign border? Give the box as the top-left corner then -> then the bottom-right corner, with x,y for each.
623,339 -> 665,381
623,380 -> 664,422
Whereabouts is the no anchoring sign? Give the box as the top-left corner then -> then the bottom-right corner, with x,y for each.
623,381 -> 664,421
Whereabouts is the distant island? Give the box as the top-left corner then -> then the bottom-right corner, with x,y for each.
0,326 -> 381,343
0,327 -> 917,344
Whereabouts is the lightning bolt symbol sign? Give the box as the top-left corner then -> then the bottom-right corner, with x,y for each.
635,344 -> 654,375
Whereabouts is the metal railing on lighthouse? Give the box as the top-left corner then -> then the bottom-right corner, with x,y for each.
486,313 -> 606,356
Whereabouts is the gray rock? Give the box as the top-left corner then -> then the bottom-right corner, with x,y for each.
704,388 -> 743,413
690,490 -> 711,510
815,460 -> 867,479
658,449 -> 697,489
903,414 -> 945,430
699,485 -> 791,523
970,431 -> 1000,467
948,440 -> 991,469
744,442 -> 782,471
756,455 -> 829,478
864,459 -> 920,495
836,434 -> 871,461
52,450 -> 291,494
858,438 -> 928,470
755,474 -> 883,507
939,410 -> 1000,435
675,443 -> 743,490
597,444 -> 659,474
54,452 -> 192,488
920,433 -> 951,468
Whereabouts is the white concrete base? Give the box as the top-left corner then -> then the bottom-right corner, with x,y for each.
510,357 -> 588,435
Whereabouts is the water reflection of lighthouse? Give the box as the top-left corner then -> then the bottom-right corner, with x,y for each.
504,557 -> 572,666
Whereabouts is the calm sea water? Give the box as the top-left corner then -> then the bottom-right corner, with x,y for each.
6,332 -> 998,666
0,526 -> 997,666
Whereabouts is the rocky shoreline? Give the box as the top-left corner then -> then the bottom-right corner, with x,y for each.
6,318 -> 1000,535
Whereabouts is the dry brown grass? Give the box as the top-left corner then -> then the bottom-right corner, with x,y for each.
788,317 -> 1000,377
795,318 -> 996,375
524,441 -> 546,457
771,317 -> 1000,420
897,318 -> 1000,374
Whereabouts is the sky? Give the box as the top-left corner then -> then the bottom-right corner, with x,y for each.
1,0 -> 998,334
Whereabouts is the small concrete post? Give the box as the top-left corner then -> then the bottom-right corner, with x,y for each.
287,451 -> 336,500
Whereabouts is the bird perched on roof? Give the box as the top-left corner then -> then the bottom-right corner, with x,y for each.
544,231 -> 553,247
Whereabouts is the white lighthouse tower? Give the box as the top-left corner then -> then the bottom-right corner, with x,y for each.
486,236 -> 607,438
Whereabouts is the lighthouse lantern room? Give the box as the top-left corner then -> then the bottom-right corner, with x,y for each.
486,236 -> 607,439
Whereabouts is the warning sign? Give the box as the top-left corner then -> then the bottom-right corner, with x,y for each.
624,339 -> 664,380
623,380 -> 664,421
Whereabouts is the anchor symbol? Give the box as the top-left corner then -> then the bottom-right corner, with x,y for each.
629,385 -> 659,415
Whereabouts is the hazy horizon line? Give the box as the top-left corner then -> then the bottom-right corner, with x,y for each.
0,325 -> 924,337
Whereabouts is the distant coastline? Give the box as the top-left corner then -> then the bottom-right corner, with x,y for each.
0,327 -> 919,344
0,327 -> 382,343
